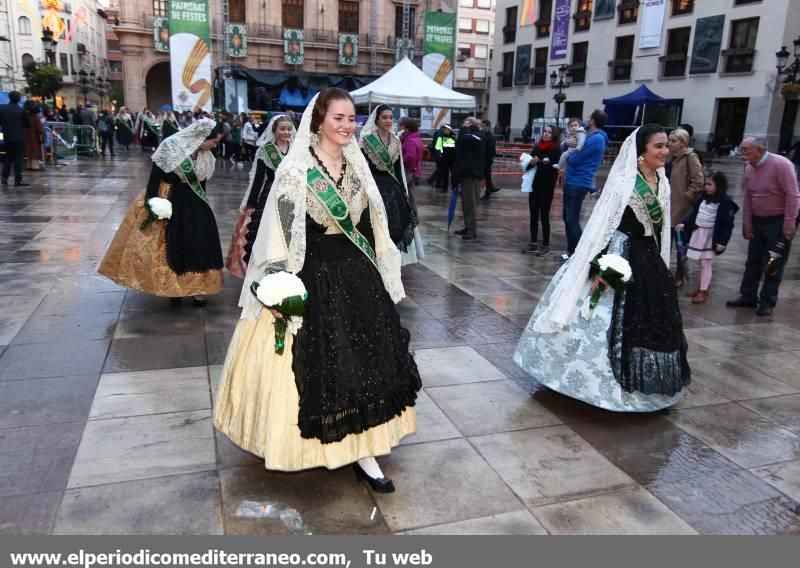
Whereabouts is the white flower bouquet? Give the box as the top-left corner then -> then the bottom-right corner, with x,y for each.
587,253 -> 632,310
250,271 -> 308,355
140,197 -> 173,230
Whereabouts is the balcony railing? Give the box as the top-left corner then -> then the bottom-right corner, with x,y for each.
496,71 -> 513,88
722,48 -> 756,73
659,53 -> 688,78
608,59 -> 632,81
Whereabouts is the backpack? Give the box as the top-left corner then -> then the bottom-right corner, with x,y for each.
96,118 -> 108,133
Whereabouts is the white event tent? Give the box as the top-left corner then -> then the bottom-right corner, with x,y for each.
350,57 -> 476,110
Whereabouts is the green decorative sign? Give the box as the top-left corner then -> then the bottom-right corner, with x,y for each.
284,28 -> 304,65
154,16 -> 169,53
422,11 -> 456,62
169,0 -> 212,112
421,11 -> 456,130
227,23 -> 247,58
338,33 -> 358,66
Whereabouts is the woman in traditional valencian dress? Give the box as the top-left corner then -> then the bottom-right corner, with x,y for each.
359,104 -> 424,264
514,125 -> 691,412
226,115 -> 295,279
160,110 -> 181,140
98,119 -> 225,307
115,107 -> 135,151
214,89 -> 421,492
140,110 -> 160,152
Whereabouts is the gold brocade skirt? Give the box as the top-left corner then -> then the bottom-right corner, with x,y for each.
98,188 -> 223,297
213,308 -> 417,472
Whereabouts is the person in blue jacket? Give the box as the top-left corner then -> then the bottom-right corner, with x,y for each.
556,110 -> 609,261
676,170 -> 739,304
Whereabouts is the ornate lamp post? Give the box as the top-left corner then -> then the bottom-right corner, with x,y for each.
96,77 -> 109,110
549,64 -> 572,121
776,36 -> 800,151
41,28 -> 57,66
78,68 -> 89,104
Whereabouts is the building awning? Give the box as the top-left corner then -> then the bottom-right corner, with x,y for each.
232,68 -> 378,91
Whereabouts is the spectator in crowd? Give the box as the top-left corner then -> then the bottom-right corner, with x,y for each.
433,124 -> 456,192
521,121 -> 532,144
667,127 -> 704,288
0,92 -> 29,186
479,119 -> 498,200
452,117 -> 486,241
241,114 -> 258,162
97,110 -> 116,157
23,100 -> 45,171
555,109 -> 609,261
401,118 -> 424,211
727,136 -> 799,316
522,125 -> 562,256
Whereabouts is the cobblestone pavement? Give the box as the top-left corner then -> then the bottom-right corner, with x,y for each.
1,152 -> 799,535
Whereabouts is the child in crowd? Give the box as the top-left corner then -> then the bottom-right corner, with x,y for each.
677,170 -> 739,304
556,117 -> 587,173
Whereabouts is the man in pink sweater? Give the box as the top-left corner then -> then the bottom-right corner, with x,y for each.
727,136 -> 800,316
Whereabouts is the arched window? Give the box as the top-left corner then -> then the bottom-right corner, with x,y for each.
19,16 -> 32,35
21,53 -> 35,67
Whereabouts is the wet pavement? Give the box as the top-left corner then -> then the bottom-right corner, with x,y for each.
1,151 -> 799,535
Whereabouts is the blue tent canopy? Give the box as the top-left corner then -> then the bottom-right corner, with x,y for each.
279,86 -> 318,108
602,85 -> 682,127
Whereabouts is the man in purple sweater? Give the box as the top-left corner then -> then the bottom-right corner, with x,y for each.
727,136 -> 800,316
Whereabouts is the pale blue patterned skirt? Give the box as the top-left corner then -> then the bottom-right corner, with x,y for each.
513,231 -> 683,412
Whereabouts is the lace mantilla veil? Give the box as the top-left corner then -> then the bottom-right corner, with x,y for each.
358,106 -> 409,194
238,93 -> 405,321
239,115 -> 297,212
151,118 -> 217,182
532,128 -> 672,333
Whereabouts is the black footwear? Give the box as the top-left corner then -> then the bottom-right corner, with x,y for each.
521,243 -> 538,253
192,296 -> 208,307
535,247 -> 550,257
553,253 -> 570,262
756,304 -> 773,316
15,182 -> 29,187
726,296 -> 757,308
1,179 -> 6,185
462,232 -> 477,241
480,194 -> 490,201
170,297 -> 183,306
454,228 -> 468,236
353,463 -> 395,493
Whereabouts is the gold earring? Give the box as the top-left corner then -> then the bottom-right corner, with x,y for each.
637,155 -> 645,164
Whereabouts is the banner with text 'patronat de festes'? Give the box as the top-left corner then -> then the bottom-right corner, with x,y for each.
169,0 -> 212,112
422,11 -> 456,131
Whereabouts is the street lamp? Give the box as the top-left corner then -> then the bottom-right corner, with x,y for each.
96,77 -> 109,110
78,68 -> 89,104
41,28 -> 57,66
776,35 -> 800,84
549,64 -> 572,121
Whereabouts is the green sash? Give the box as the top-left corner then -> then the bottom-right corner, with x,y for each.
144,119 -> 159,134
176,158 -> 210,205
362,134 -> 400,184
118,117 -> 133,133
306,167 -> 377,268
260,142 -> 283,169
634,173 -> 664,239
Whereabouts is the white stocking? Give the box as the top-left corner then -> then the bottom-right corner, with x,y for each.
357,457 -> 385,479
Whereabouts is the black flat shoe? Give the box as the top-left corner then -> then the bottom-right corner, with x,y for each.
353,463 -> 395,493
726,296 -> 757,308
192,296 -> 208,307
454,228 -> 468,236
756,304 -> 773,316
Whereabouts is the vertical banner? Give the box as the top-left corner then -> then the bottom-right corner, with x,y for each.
594,0 -> 616,21
550,0 -> 571,60
639,0 -> 667,48
339,33 -> 359,66
227,23 -> 247,58
154,16 -> 170,53
284,29 -> 305,65
690,15 -> 725,74
421,11 -> 456,131
514,45 -> 532,85
519,0 -> 536,27
169,0 -> 212,113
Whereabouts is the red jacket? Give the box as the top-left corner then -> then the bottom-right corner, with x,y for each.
401,130 -> 424,178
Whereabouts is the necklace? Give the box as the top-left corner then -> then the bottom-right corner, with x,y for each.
379,130 -> 391,146
315,143 -> 343,163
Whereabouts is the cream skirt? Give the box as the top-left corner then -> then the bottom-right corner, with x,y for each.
213,308 -> 417,471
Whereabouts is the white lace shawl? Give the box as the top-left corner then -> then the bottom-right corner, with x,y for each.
239,115 -> 296,212
238,94 -> 405,321
532,128 -> 672,333
358,107 -> 409,195
151,118 -> 217,182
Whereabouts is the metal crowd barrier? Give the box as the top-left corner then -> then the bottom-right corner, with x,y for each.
45,122 -> 98,160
